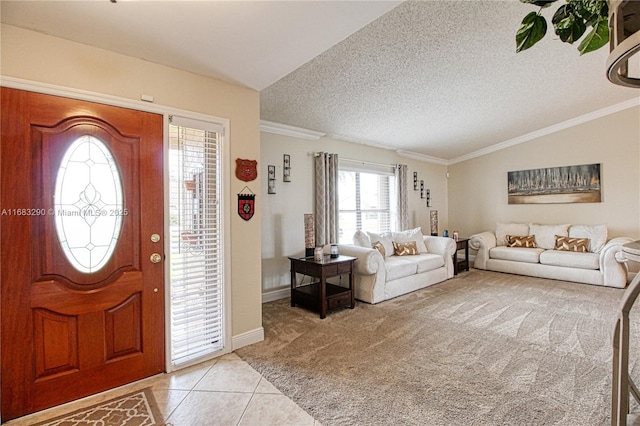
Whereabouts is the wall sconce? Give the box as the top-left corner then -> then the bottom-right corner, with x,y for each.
268,165 -> 276,194
426,189 -> 431,207
413,172 -> 418,190
420,180 -> 425,198
283,154 -> 291,182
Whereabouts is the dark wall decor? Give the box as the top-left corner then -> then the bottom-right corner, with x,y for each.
508,163 -> 601,204
267,165 -> 276,194
413,172 -> 418,190
283,154 -> 291,182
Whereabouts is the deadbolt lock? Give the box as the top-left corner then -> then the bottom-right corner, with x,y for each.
150,234 -> 161,243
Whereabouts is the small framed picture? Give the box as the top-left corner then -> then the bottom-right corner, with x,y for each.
268,165 -> 276,194
283,154 -> 291,182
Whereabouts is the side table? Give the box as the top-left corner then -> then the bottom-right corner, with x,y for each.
289,255 -> 356,319
453,238 -> 470,275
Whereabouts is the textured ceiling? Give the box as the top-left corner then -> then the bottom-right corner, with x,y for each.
2,1 -> 638,162
261,1 -> 639,161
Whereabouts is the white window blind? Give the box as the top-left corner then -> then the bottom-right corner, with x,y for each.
338,161 -> 397,244
169,117 -> 224,367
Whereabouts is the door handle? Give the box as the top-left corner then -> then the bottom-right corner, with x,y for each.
150,253 -> 162,264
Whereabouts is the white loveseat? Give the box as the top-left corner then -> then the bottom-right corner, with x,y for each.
335,227 -> 456,304
470,223 -> 633,288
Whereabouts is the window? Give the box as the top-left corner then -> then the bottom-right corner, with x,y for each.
338,160 -> 397,244
54,135 -> 123,273
168,116 -> 226,368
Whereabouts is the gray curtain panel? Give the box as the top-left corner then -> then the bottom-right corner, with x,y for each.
396,164 -> 409,231
314,152 -> 339,246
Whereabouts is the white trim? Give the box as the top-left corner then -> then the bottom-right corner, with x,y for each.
1,76 -> 233,374
396,150 -> 448,165
262,287 -> 290,303
260,120 -> 325,140
232,327 -> 265,350
448,98 -> 640,165
373,98 -> 640,167
0,76 -> 228,128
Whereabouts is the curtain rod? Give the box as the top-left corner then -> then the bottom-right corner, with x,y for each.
340,157 -> 398,169
312,152 -> 402,169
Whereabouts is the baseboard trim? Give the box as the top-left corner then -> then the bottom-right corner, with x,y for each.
262,288 -> 290,303
232,327 -> 264,351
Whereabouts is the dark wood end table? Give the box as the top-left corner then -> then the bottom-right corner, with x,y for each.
289,254 -> 356,319
453,238 -> 470,275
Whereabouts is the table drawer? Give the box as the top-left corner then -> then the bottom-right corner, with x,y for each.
327,291 -> 351,311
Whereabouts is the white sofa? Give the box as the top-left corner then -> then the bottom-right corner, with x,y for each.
470,222 -> 633,288
335,227 -> 456,304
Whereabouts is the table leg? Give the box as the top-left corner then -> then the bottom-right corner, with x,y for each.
349,270 -> 355,309
453,250 -> 458,275
320,275 -> 327,319
290,267 -> 296,307
464,244 -> 470,272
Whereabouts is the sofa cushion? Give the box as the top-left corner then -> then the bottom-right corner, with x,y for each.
393,241 -> 419,256
569,224 -> 607,253
539,250 -> 599,270
490,246 -> 544,264
554,236 -> 589,253
385,256 -> 418,281
529,224 -> 569,249
506,235 -> 537,248
391,227 -> 428,253
414,253 -> 445,273
367,231 -> 394,258
496,222 -> 529,246
353,230 -> 372,248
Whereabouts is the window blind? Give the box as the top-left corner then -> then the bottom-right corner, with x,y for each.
338,169 -> 397,244
169,118 -> 224,367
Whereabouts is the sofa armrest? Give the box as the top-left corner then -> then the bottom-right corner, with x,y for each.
423,236 -> 456,278
469,232 -> 497,270
600,237 -> 635,288
335,244 -> 385,276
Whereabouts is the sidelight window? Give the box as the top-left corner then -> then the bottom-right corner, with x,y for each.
168,116 -> 226,367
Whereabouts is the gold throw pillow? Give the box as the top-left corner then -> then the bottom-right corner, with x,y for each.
392,241 -> 419,256
372,241 -> 386,257
554,235 -> 589,252
506,235 -> 537,248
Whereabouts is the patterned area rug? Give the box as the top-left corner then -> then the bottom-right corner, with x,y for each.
237,270 -> 640,425
34,388 -> 163,426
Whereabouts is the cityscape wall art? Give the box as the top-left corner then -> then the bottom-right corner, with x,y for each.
507,163 -> 601,204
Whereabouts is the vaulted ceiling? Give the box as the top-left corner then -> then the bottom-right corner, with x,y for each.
2,1 -> 637,162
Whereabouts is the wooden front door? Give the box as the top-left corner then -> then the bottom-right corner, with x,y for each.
1,88 -> 165,421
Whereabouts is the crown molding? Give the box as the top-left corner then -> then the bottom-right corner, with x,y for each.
448,97 -> 640,165
260,120 -> 325,140
396,150 -> 449,166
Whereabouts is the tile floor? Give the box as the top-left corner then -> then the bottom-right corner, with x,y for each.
5,353 -> 322,426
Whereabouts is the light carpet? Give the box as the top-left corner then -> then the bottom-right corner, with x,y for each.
237,270 -> 640,425
34,388 -> 163,426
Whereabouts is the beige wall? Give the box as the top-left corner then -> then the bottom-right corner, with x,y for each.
448,105 -> 640,240
1,24 -> 262,339
261,132 -> 448,294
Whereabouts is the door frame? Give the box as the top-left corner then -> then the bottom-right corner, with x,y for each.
0,77 -> 233,395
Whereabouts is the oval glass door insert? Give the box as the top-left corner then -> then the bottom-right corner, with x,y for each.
54,135 -> 124,273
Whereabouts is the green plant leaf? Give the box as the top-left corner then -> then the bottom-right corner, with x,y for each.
578,15 -> 609,54
552,4 -> 586,43
516,11 -> 548,52
519,0 -> 558,8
